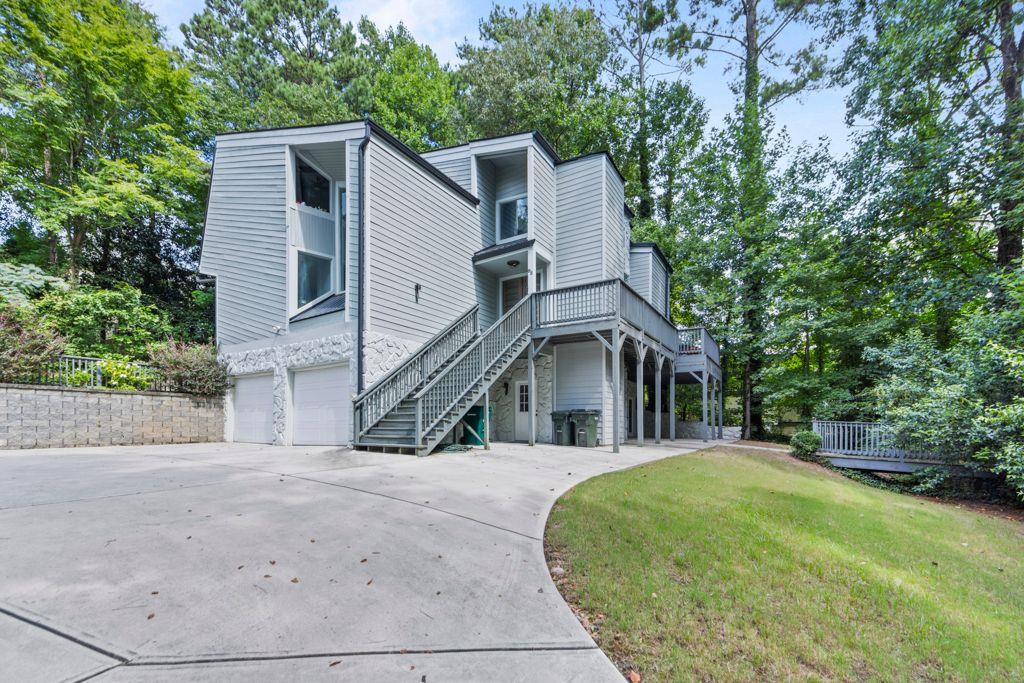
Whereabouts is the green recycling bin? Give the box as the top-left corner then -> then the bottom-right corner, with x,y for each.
569,410 -> 601,448
461,406 -> 486,446
551,411 -> 571,446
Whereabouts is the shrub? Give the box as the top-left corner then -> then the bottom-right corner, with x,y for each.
150,340 -> 228,396
790,430 -> 823,461
36,283 -> 170,360
0,305 -> 65,383
0,262 -> 68,307
97,359 -> 154,391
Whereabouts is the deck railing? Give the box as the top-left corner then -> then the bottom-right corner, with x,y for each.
678,327 -> 720,366
353,304 -> 479,439
812,420 -> 951,464
533,279 -> 678,352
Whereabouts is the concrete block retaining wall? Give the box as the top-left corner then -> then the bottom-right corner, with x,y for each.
0,383 -> 224,449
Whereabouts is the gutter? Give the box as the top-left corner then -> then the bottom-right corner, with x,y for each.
357,121 -> 371,393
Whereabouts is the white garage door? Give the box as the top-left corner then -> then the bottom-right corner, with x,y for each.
292,364 -> 351,446
233,374 -> 274,444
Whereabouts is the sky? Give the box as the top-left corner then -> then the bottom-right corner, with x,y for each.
141,0 -> 854,158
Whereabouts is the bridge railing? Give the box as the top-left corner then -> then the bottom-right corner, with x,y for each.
812,420 -> 952,464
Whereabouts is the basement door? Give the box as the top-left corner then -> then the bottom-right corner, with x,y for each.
514,381 -> 530,441
233,374 -> 275,444
292,364 -> 351,446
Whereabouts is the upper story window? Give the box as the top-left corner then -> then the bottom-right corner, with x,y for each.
296,158 -> 330,213
497,196 -> 528,242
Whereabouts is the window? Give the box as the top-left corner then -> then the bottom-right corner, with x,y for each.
518,384 -> 529,413
297,252 -> 332,307
296,158 -> 330,213
497,196 -> 528,241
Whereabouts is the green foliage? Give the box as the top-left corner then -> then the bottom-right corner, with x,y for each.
36,284 -> 170,360
149,340 -> 227,396
0,262 -> 67,307
62,369 -> 96,388
96,359 -> 153,391
457,3 -> 623,158
0,305 -> 64,383
789,430 -> 822,461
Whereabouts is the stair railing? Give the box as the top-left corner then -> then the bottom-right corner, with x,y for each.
353,304 -> 479,439
413,295 -> 532,447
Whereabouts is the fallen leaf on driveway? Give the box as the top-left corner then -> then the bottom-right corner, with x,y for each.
264,575 -> 272,579
360,558 -> 367,563
269,560 -> 276,565
329,660 -> 340,667
291,577 -> 300,583
150,591 -> 158,595
147,613 -> 155,620
367,579 -> 374,586
237,565 -> 244,570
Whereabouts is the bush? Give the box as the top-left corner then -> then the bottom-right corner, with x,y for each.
150,340 -> 227,396
0,305 -> 65,383
97,359 -> 154,391
790,430 -> 823,461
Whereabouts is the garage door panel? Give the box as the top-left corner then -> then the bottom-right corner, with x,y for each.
292,365 -> 350,446
233,374 -> 274,444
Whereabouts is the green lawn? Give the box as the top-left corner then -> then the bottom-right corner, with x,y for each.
545,447 -> 1024,681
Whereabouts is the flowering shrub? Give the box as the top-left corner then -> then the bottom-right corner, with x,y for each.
97,359 -> 154,391
149,340 -> 227,396
0,305 -> 64,383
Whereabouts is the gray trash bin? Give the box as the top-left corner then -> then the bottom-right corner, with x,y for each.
551,411 -> 570,446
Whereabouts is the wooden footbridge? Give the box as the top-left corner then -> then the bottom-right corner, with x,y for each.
812,420 -> 972,474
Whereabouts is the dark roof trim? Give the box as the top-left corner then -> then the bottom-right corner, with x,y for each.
425,130 -> 560,166
366,120 -> 480,207
472,238 -> 535,263
631,241 -> 673,273
290,293 -> 346,323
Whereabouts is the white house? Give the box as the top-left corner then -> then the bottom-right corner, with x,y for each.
199,119 -> 722,454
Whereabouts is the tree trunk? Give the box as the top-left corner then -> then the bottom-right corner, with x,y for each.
996,0 -> 1023,268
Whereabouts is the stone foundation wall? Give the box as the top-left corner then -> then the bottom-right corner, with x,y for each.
488,354 -> 554,443
0,383 -> 223,449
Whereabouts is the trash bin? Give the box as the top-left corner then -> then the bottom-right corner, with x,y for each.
551,411 -> 570,446
461,406 -> 486,446
570,410 -> 600,448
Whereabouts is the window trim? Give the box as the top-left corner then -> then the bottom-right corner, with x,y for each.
294,249 -> 334,314
294,151 -> 333,217
495,193 -> 529,244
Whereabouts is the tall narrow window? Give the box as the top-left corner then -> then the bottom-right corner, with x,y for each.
296,158 -> 330,212
497,196 -> 528,241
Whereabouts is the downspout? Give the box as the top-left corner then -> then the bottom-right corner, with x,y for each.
357,121 -> 370,393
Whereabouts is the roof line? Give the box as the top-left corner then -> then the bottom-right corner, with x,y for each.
631,241 -> 673,273
215,117 -> 365,138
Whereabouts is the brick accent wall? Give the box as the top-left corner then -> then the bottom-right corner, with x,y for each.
0,384 -> 224,449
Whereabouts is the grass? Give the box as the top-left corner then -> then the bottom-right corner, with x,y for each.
545,446 -> 1024,681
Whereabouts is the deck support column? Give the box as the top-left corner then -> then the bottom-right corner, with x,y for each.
634,338 -> 648,447
669,371 -> 676,441
654,353 -> 664,444
527,342 -> 536,447
702,358 -> 709,442
483,390 -> 490,450
611,328 -> 621,453
709,378 -> 717,441
717,377 -> 724,439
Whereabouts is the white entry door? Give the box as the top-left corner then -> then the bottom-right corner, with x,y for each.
292,364 -> 351,446
514,381 -> 530,441
233,374 -> 274,444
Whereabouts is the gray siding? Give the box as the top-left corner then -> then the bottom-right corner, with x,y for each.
422,146 -> 472,191
200,143 -> 288,346
532,147 -> 556,257
555,342 -> 604,411
346,139 -> 361,306
602,159 -> 628,280
554,156 -> 604,286
365,134 -> 481,345
629,249 -> 652,300
477,158 -> 496,247
476,271 -> 499,330
651,255 -> 669,316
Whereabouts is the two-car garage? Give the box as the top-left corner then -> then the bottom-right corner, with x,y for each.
231,364 -> 351,446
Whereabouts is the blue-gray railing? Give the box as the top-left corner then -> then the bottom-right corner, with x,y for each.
812,420 -> 952,464
38,355 -> 170,392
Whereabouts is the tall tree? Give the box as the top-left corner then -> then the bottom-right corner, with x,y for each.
0,0 -> 207,284
181,0 -> 370,133
457,3 -> 621,157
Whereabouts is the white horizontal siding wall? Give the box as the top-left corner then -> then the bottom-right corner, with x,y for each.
553,156 -> 604,287
629,249 -> 652,301
365,134 -> 480,345
532,147 -> 556,257
200,143 -> 288,346
422,146 -> 472,191
603,159 -> 628,280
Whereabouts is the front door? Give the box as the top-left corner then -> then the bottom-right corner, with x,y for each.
501,276 -> 528,315
514,381 -> 530,441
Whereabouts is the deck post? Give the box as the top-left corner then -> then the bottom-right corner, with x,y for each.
654,353 -> 664,444
701,358 -> 709,442
527,341 -> 536,447
669,371 -> 676,440
483,390 -> 490,450
634,339 -> 647,446
612,328 -> 621,453
717,377 -> 724,439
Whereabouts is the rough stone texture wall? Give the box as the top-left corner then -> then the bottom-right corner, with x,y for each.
488,354 -> 553,443
363,331 -> 419,385
674,420 -> 741,440
0,384 -> 223,449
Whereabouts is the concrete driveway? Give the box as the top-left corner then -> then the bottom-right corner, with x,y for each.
0,438 -> 710,681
